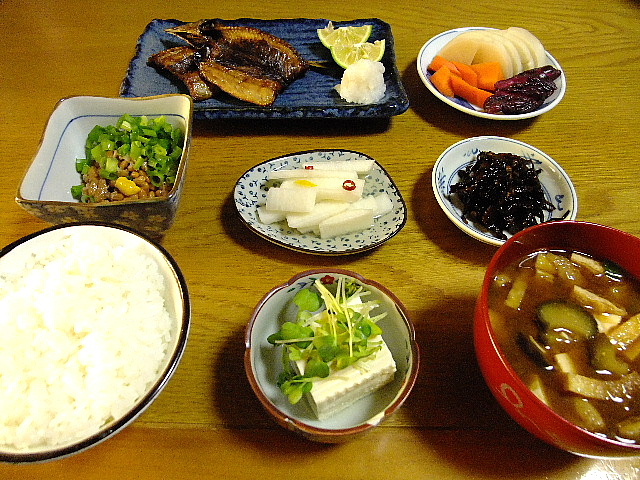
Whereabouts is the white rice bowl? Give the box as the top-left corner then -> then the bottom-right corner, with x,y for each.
0,223 -> 189,461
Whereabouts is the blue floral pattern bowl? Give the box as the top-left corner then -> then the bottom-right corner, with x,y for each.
234,149 -> 407,255
432,136 -> 578,246
16,95 -> 193,238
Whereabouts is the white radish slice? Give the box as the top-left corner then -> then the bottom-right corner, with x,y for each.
268,169 -> 358,180
319,209 -> 375,239
437,31 -> 482,64
286,201 -> 351,229
505,27 -> 546,68
257,205 -> 286,224
472,32 -> 514,78
497,30 -> 535,71
281,177 -> 364,203
266,187 -> 316,213
350,193 -> 393,217
485,30 -> 523,75
350,196 -> 378,213
372,192 -> 394,216
302,159 -> 375,174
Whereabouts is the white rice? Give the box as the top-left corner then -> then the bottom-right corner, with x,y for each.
0,231 -> 173,450
335,59 -> 386,104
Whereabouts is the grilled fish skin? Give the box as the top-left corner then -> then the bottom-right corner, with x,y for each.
156,20 -> 308,106
199,59 -> 284,106
148,46 -> 217,101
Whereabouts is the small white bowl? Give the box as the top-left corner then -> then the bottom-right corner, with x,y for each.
417,27 -> 566,120
432,136 -> 578,246
234,150 -> 407,255
244,269 -> 419,442
16,95 -> 193,237
0,223 -> 190,462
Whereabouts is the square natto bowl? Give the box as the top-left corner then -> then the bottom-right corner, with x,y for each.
16,95 -> 193,238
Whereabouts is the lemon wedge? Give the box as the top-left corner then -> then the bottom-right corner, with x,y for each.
330,40 -> 386,69
317,22 -> 373,49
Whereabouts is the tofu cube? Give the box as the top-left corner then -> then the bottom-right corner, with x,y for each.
296,336 -> 396,420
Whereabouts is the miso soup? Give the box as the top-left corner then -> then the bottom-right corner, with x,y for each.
490,249 -> 640,443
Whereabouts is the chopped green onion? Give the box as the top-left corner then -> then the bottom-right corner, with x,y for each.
71,114 -> 185,200
268,276 -> 386,405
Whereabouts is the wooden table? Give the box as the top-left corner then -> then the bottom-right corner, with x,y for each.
2,0 -> 640,477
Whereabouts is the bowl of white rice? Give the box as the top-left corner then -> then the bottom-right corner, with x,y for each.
0,223 -> 190,462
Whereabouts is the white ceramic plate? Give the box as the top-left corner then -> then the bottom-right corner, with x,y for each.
234,150 -> 407,255
432,136 -> 578,246
416,27 -> 566,120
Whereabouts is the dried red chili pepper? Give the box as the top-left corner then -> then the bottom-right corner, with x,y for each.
342,179 -> 356,191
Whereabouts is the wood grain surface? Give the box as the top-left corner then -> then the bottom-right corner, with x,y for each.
1,0 -> 640,477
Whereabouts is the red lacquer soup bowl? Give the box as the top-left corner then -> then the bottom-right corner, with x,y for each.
475,220 -> 640,457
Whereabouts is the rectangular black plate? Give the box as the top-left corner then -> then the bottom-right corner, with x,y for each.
120,18 -> 409,119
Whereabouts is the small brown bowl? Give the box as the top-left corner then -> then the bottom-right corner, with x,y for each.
244,269 -> 419,443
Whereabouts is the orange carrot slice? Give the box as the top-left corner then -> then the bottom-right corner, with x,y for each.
450,74 -> 493,108
450,60 -> 479,87
430,65 -> 456,97
469,62 -> 505,91
428,55 -> 461,75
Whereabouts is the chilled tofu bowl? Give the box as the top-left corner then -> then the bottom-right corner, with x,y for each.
244,269 -> 419,442
476,220 -> 640,457
0,223 -> 190,462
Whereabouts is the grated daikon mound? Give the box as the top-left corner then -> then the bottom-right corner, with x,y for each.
0,232 -> 174,450
335,59 -> 386,104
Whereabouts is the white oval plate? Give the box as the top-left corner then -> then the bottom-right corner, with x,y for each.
234,150 -> 407,255
432,136 -> 578,246
417,27 -> 566,120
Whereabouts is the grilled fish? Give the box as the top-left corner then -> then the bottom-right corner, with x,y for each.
148,46 -> 218,101
151,20 -> 309,106
198,58 -> 284,106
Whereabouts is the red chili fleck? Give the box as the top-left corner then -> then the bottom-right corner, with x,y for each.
320,275 -> 335,285
304,165 -> 314,170
342,179 -> 356,191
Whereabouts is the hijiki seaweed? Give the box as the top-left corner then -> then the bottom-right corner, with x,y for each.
449,151 -> 555,239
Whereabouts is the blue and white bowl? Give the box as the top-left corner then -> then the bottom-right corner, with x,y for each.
16,95 -> 193,237
432,136 -> 578,246
234,149 -> 407,255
